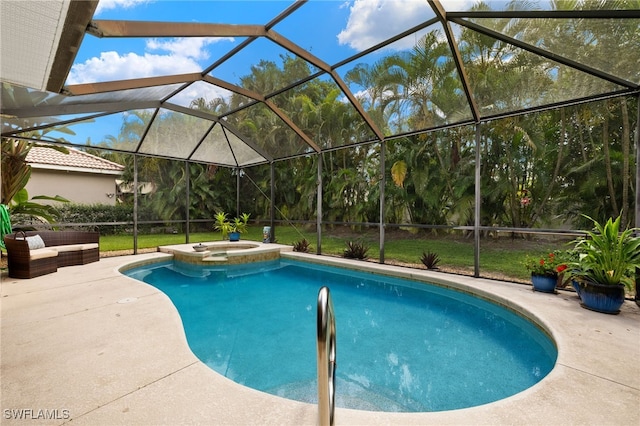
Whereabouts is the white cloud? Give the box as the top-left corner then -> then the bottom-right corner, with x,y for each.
146,37 -> 217,61
68,38 -> 229,84
77,0 -> 237,85
94,0 -> 151,16
337,0 -> 479,52
440,0 -> 476,10
168,81 -> 231,108
337,0 -> 433,51
68,50 -> 197,84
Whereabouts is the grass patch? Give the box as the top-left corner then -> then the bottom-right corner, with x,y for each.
98,233 -> 217,251
98,225 -> 567,282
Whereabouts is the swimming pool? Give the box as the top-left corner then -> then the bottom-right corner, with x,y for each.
124,258 -> 557,412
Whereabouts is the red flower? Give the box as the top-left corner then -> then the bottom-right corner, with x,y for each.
556,264 -> 568,273
539,259 -> 545,266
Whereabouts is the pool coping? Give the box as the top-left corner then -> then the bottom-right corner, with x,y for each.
157,241 -> 292,264
1,251 -> 638,425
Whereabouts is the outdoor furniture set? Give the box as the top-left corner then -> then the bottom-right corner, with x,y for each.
3,230 -> 99,279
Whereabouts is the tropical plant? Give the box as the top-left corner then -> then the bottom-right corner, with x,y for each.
1,138 -> 32,205
7,189 -> 69,223
0,204 -> 11,251
571,214 -> 640,290
213,212 -> 232,240
90,0 -> 637,240
1,138 -> 70,222
343,241 -> 369,260
420,251 -> 441,270
231,213 -> 250,234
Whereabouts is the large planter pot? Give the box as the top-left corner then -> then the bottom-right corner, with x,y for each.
229,232 -> 241,242
572,280 -> 582,300
635,267 -> 639,308
531,273 -> 557,293
577,280 -> 625,314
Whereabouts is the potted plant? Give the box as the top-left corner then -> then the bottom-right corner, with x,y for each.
570,214 -> 640,314
214,212 -> 250,241
524,251 -> 568,293
229,213 -> 250,241
213,212 -> 232,240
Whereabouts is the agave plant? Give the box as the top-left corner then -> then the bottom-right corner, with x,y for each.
571,214 -> 640,291
420,251 -> 441,270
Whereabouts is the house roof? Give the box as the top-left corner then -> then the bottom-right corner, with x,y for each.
26,146 -> 124,175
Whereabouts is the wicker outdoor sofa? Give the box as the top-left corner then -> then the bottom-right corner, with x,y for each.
3,230 -> 99,279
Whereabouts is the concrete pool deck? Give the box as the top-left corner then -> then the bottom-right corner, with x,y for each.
1,251 -> 639,425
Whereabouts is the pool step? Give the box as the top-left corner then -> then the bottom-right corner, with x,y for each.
203,255 -> 228,262
265,379 -> 407,412
203,250 -> 228,262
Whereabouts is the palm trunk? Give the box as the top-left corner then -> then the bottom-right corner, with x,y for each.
601,104 -> 619,216
620,97 -> 630,227
574,108 -> 588,163
532,109 -> 564,227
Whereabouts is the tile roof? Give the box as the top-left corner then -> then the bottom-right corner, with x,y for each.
26,146 -> 124,172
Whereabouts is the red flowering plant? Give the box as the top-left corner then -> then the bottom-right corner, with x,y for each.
524,251 -> 568,277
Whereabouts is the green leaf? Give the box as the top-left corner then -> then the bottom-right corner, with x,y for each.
13,188 -> 28,204
31,195 -> 70,203
391,160 -> 407,188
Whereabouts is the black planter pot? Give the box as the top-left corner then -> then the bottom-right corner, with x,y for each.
577,280 -> 626,314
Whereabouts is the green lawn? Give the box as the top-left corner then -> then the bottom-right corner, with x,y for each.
99,225 -> 567,283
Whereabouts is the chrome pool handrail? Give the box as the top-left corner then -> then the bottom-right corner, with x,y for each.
317,286 -> 336,426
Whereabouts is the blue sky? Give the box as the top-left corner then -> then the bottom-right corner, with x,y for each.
60,0 -> 481,146
67,0 -> 477,88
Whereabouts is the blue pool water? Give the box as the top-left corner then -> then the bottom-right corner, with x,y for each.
125,259 -> 557,412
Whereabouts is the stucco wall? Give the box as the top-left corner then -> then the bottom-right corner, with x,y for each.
26,169 -> 119,205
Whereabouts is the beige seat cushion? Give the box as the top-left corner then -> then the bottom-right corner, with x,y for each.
52,243 -> 99,253
29,248 -> 58,260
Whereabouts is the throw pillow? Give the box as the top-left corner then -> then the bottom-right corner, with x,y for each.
25,235 -> 46,250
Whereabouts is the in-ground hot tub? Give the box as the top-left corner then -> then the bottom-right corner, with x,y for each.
157,241 -> 292,265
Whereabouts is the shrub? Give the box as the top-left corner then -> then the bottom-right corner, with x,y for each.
293,238 -> 311,253
343,241 -> 369,260
57,204 -> 135,235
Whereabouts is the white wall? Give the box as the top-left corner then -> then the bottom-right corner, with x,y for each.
25,169 -> 119,205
